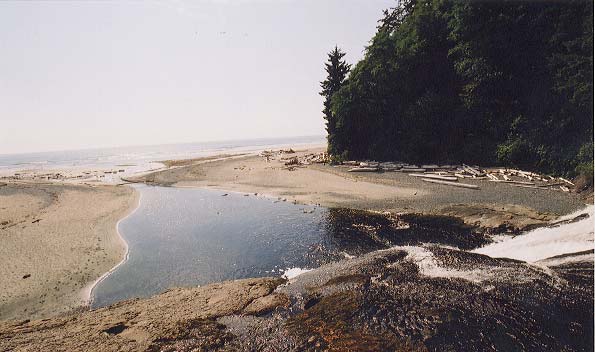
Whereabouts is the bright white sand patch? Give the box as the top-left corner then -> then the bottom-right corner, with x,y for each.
473,205 -> 594,262
282,267 -> 312,279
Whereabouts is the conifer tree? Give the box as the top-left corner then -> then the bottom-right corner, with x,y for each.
320,46 -> 350,155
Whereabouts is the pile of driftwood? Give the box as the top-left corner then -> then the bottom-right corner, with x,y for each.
259,150 -> 329,170
281,152 -> 329,169
344,161 -> 574,192
1,169 -> 129,182
483,168 -> 574,192
301,152 -> 330,165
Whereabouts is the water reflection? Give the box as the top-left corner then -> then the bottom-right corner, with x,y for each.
92,186 -> 487,307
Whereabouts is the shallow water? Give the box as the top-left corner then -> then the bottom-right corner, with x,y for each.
92,185 -> 488,307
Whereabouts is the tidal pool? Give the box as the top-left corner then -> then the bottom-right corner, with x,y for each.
92,185 -> 487,307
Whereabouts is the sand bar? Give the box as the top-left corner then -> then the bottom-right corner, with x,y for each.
0,182 -> 138,320
134,147 -> 586,230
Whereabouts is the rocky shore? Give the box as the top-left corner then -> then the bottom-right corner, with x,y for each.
2,245 -> 592,351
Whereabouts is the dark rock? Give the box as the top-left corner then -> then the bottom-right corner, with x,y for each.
2,249 -> 592,351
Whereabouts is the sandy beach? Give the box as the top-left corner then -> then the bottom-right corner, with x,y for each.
0,146 -> 588,322
0,147 -> 592,351
134,147 -> 587,231
0,181 -> 138,320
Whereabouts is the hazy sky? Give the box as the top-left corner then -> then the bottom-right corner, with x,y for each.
0,0 -> 394,154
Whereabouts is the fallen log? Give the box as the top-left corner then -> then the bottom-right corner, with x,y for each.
342,161 -> 359,166
559,177 -> 575,186
509,184 -> 553,190
359,162 -> 379,167
348,167 -> 379,172
421,164 -> 439,170
486,174 -> 499,181
421,178 -> 479,189
424,171 -> 451,176
400,168 -> 426,173
462,164 -> 483,176
409,173 -> 458,182
490,180 -> 535,185
517,170 -> 540,177
537,182 -> 566,188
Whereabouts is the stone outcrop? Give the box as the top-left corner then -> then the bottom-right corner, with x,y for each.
1,248 -> 592,351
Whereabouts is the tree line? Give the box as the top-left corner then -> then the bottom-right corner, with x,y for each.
321,0 -> 593,180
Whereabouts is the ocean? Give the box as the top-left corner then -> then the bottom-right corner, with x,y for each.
0,135 -> 326,177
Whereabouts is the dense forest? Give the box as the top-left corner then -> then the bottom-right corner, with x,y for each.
321,0 -> 593,180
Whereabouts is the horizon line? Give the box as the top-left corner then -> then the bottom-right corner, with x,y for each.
0,134 -> 327,157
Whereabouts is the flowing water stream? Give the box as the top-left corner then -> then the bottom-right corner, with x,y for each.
92,184 -> 593,309
91,184 -> 490,307
473,205 -> 594,262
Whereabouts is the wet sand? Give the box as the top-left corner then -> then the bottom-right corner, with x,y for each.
0,182 -> 138,320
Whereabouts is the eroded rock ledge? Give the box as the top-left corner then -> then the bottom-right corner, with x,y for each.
1,248 -> 592,352
0,277 -> 285,351
438,203 -> 557,233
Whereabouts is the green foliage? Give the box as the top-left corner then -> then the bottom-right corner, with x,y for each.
575,142 -> 594,186
576,161 -> 594,185
325,0 -> 593,176
320,46 -> 351,155
329,151 -> 349,165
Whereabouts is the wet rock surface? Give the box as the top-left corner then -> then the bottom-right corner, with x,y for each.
438,203 -> 557,234
2,247 -> 592,351
322,208 -> 491,253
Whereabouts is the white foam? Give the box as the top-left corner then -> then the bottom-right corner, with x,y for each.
397,246 -> 492,283
473,205 -> 594,262
282,267 -> 312,279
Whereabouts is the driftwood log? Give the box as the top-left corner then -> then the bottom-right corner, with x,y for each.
348,167 -> 379,172
421,178 -> 480,189
489,180 -> 535,185
409,173 -> 458,182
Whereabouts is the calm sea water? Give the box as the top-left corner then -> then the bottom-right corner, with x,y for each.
0,135 -> 325,176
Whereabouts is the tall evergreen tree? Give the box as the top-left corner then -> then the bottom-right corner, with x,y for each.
325,0 -> 593,178
320,46 -> 350,155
